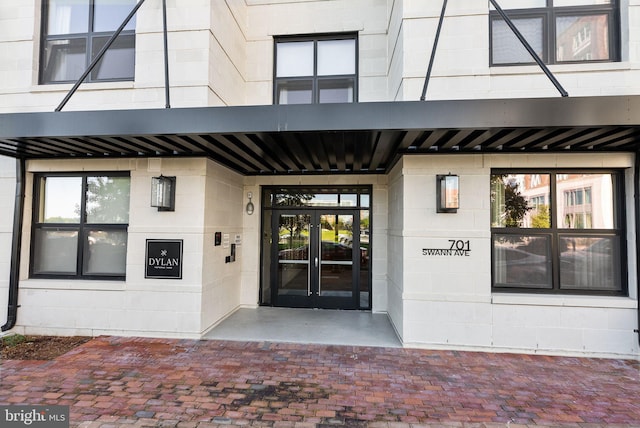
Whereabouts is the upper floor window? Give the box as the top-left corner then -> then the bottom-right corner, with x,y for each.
40,0 -> 137,84
490,0 -> 618,65
31,173 -> 130,280
274,34 -> 357,104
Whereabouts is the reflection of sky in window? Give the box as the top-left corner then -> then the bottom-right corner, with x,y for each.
309,194 -> 338,206
94,0 -> 137,32
44,177 -> 81,222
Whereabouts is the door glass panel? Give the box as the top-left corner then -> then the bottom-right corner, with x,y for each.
319,214 -> 353,297
278,214 -> 311,296
360,210 -> 370,308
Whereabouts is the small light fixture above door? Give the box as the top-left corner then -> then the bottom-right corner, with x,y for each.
436,174 -> 459,213
151,175 -> 176,211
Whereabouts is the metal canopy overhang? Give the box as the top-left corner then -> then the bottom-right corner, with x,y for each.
1,96 -> 640,175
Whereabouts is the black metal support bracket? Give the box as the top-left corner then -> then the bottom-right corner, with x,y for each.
162,0 -> 171,108
55,0 -> 147,112
421,0 -> 448,101
422,0 -> 569,100
635,151 -> 640,346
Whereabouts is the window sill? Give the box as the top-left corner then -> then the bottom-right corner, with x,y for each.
489,61 -> 636,76
21,278 -> 125,291
492,293 -> 637,309
31,81 -> 135,93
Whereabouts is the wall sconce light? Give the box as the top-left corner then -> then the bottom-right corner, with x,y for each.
151,175 -> 176,211
246,192 -> 255,215
436,174 -> 459,213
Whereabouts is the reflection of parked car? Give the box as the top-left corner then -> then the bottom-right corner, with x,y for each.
494,246 -> 550,286
560,239 -> 614,288
279,241 -> 369,266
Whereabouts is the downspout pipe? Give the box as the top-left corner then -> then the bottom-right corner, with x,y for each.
634,152 -> 640,345
2,158 -> 25,332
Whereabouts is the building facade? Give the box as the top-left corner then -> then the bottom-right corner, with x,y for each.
0,0 -> 639,358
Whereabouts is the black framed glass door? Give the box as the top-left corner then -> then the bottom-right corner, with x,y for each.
274,210 -> 360,309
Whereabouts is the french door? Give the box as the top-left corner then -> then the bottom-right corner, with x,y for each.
273,210 -> 361,309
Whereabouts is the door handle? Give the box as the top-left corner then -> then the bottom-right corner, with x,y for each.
314,257 -> 318,267
317,224 -> 322,296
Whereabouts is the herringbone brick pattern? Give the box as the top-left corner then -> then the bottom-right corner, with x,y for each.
1,337 -> 638,427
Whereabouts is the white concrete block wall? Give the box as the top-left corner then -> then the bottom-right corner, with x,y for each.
201,159 -> 245,334
398,153 -> 639,357
11,157 -> 216,338
387,161 -> 405,337
241,178 -> 261,309
371,183 -> 389,312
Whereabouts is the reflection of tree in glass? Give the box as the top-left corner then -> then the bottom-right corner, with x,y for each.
280,215 -> 308,250
531,204 -> 550,228
360,215 -> 369,231
86,177 -> 130,223
491,175 -> 531,227
274,193 -> 314,207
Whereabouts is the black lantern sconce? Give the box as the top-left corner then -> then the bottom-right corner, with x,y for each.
436,174 -> 459,213
246,192 -> 255,215
151,175 -> 176,211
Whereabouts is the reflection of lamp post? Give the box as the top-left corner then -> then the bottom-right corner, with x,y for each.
436,174 -> 459,213
151,175 -> 176,211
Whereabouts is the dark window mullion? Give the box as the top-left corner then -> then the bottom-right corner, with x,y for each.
546,8 -> 555,63
549,172 -> 561,290
313,40 -> 319,104
77,176 -> 89,276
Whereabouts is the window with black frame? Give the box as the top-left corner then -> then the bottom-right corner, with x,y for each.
490,0 -> 619,65
274,34 -> 357,104
40,0 -> 137,84
490,171 -> 625,294
31,173 -> 130,279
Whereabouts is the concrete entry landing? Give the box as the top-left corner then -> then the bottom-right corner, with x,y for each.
203,307 -> 401,348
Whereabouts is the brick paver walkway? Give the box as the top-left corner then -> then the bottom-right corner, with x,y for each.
0,337 -> 638,427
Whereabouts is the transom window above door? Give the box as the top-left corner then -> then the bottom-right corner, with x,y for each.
274,34 -> 358,104
40,0 -> 137,84
490,0 -> 619,65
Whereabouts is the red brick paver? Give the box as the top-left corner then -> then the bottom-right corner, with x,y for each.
1,337 -> 639,427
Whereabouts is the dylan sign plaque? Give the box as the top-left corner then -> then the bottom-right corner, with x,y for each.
145,239 -> 183,279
